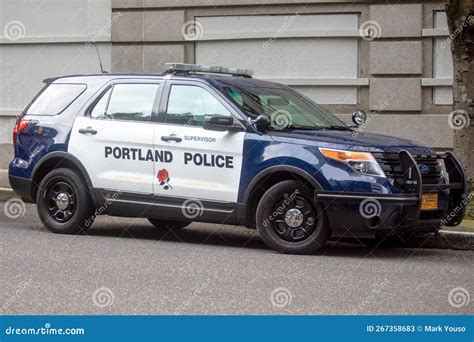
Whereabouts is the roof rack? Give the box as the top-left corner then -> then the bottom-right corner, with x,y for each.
164,63 -> 253,77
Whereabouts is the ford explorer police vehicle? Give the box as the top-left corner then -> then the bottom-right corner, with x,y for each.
9,63 -> 467,254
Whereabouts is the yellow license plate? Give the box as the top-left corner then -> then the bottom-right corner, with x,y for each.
421,193 -> 438,211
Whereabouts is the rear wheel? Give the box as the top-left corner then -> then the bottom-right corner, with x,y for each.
147,218 -> 191,231
36,168 -> 95,234
256,180 -> 330,254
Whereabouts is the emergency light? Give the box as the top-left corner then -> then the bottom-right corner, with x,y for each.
165,63 -> 253,77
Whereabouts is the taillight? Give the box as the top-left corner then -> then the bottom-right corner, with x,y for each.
13,118 -> 30,144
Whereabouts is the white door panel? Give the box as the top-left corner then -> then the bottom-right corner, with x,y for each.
154,125 -> 244,202
69,116 -> 155,194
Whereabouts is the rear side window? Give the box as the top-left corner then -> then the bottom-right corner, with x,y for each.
91,84 -> 159,122
26,83 -> 86,115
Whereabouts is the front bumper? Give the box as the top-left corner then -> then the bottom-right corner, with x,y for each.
315,150 -> 468,238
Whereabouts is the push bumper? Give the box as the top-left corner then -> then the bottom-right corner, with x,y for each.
315,150 -> 468,238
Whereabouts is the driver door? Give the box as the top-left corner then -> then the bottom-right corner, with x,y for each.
153,81 -> 245,203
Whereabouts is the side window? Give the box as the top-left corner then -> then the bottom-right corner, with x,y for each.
91,84 -> 159,122
26,83 -> 86,115
166,85 -> 231,126
90,88 -> 111,119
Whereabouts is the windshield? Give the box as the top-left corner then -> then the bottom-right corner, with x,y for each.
215,82 -> 349,131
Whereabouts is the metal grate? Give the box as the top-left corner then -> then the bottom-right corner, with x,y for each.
373,153 -> 442,187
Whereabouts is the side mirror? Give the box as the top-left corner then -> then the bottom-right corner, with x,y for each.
251,114 -> 271,131
352,110 -> 367,126
203,115 -> 239,131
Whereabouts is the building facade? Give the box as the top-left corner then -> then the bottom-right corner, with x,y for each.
0,0 -> 455,169
0,0 -> 112,168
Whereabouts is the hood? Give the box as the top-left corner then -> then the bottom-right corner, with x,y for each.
270,129 -> 434,154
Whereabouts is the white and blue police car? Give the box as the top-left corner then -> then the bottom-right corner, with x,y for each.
8,63 -> 467,254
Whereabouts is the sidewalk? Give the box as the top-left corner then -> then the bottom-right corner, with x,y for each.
0,169 -> 13,201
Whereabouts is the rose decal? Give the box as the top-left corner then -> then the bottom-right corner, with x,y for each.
157,169 -> 172,190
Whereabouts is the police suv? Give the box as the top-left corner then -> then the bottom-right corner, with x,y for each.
9,63 -> 467,254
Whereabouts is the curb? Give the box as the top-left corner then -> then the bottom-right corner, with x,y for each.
396,230 -> 474,251
0,187 -> 15,202
436,230 -> 474,250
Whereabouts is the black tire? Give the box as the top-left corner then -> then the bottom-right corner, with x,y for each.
256,180 -> 330,254
36,168 -> 95,234
148,218 -> 191,231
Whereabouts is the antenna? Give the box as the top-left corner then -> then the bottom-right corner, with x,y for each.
93,43 -> 108,73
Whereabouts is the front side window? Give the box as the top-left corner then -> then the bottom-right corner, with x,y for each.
166,85 -> 231,126
26,83 -> 86,115
91,83 -> 159,122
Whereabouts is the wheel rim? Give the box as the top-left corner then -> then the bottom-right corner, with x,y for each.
44,180 -> 76,223
271,195 -> 317,242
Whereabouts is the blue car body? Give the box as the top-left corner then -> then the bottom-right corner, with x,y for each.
8,72 -> 468,241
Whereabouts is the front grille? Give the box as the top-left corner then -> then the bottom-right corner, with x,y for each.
373,153 -> 443,188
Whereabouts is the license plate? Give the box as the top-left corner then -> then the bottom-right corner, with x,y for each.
421,193 -> 438,211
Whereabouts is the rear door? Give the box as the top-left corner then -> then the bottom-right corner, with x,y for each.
153,80 -> 245,203
69,80 -> 163,194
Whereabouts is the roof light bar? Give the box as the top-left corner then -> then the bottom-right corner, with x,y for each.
165,63 -> 253,77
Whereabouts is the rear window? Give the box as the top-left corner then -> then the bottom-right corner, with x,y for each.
26,83 -> 86,115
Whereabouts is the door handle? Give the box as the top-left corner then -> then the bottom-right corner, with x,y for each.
78,127 -> 97,135
161,135 -> 182,142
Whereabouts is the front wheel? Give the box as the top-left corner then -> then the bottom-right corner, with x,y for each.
256,180 -> 330,254
36,168 -> 95,234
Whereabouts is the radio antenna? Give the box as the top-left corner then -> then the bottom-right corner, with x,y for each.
93,43 -> 108,73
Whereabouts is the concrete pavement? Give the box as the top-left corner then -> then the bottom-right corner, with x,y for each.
1,203 -> 473,315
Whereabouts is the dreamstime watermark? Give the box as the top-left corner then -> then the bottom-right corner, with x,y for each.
3,20 -> 26,41
448,287 -> 470,308
441,193 -> 473,227
448,109 -> 471,130
181,198 -> 204,219
262,189 -> 300,227
1,276 -> 33,312
175,281 -> 210,314
85,12 -> 122,49
4,323 -> 85,336
270,109 -> 292,130
92,287 -> 115,307
85,192 -> 120,227
352,277 -> 389,314
359,198 -> 381,219
3,198 -> 26,219
441,15 -> 474,49
1,117 -> 18,136
181,20 -> 204,41
262,12 -> 301,49
270,287 -> 292,308
359,20 -> 382,41
352,101 -> 388,137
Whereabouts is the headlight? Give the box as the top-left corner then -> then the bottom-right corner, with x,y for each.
319,148 -> 385,177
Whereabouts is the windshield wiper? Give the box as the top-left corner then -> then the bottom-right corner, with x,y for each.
283,125 -> 321,130
324,125 -> 352,131
283,125 -> 351,131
